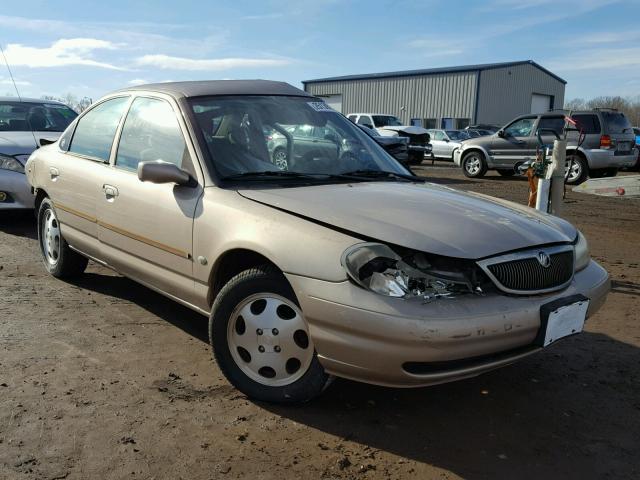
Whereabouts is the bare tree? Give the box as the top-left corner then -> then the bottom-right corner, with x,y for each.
565,95 -> 640,126
41,93 -> 93,113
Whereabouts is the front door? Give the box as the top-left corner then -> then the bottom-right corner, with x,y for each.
97,96 -> 203,305
490,117 -> 537,168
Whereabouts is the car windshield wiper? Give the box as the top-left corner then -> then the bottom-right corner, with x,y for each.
337,169 -> 425,182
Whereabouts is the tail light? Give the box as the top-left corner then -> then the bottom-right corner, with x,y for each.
600,135 -> 612,149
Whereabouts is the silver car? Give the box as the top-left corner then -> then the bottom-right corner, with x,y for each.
0,97 -> 77,210
26,81 -> 609,403
427,129 -> 470,160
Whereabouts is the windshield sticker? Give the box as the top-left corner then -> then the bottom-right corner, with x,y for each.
307,101 -> 334,112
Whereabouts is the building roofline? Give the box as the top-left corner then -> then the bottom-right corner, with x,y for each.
302,60 -> 567,85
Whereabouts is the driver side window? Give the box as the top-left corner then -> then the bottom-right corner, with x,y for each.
504,118 -> 535,137
115,97 -> 189,172
357,116 -> 373,128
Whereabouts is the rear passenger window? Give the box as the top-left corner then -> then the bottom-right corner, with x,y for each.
537,117 -> 565,136
115,97 -> 189,172
69,97 -> 129,161
572,114 -> 601,134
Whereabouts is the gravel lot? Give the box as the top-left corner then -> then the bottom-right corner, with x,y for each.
1,165 -> 639,480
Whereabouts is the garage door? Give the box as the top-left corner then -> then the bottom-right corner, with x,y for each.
318,94 -> 342,113
531,94 -> 552,114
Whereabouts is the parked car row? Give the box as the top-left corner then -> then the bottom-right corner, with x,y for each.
24,80 -> 609,403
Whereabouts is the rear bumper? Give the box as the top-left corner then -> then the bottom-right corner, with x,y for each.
585,148 -> 638,169
0,170 -> 34,210
286,260 -> 609,388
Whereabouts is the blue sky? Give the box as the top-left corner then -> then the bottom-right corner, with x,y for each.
0,0 -> 638,103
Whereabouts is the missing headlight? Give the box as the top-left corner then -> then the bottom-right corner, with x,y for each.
341,242 -> 484,301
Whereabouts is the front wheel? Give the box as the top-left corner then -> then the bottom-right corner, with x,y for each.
209,266 -> 331,403
37,198 -> 88,278
462,151 -> 487,178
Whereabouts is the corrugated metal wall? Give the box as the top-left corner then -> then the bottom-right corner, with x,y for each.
305,72 -> 477,125
476,63 -> 565,126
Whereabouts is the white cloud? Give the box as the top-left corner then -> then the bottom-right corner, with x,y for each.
127,78 -> 149,86
548,47 -> 640,72
0,77 -> 31,86
136,54 -> 290,71
3,38 -> 123,70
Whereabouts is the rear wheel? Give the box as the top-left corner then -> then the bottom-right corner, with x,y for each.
209,266 -> 331,403
462,151 -> 487,178
497,169 -> 515,177
565,154 -> 588,185
37,198 -> 88,278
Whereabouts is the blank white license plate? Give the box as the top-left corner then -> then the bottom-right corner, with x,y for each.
543,300 -> 589,347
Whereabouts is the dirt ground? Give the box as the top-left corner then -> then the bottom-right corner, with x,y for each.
1,165 -> 639,480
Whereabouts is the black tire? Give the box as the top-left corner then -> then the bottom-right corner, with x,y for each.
461,151 -> 487,178
37,198 -> 88,278
407,152 -> 423,165
497,169 -> 515,177
565,154 -> 588,185
209,266 -> 330,403
589,167 -> 618,179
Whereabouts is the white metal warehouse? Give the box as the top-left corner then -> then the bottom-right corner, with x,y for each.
302,60 -> 566,129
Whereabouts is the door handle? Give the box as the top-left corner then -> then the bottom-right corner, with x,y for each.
102,184 -> 119,200
49,167 -> 59,180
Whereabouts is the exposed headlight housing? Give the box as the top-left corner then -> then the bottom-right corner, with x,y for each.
574,231 -> 590,272
341,242 -> 482,301
0,154 -> 25,174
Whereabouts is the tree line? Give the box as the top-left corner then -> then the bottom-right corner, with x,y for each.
565,96 -> 640,126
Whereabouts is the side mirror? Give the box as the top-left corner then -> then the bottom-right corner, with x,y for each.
39,138 -> 55,147
497,130 -> 506,138
137,160 -> 192,186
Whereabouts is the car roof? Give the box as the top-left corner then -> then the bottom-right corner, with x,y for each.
120,80 -> 312,99
0,96 -> 67,105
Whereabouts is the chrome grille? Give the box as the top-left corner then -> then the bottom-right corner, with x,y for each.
478,246 -> 574,294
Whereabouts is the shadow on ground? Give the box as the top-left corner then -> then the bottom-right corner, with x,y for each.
63,270 -> 640,479
263,332 -> 639,479
0,210 -> 37,240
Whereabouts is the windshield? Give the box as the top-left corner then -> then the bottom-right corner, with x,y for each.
446,130 -> 470,141
372,115 -> 403,127
191,96 -> 409,179
0,101 -> 77,132
601,111 -> 632,134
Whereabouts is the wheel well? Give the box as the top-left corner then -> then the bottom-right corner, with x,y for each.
34,189 -> 48,212
208,249 -> 279,306
462,148 -> 486,161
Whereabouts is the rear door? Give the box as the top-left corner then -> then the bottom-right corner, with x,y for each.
45,96 -> 130,259
97,95 -> 203,304
491,116 -> 537,167
535,116 -> 565,147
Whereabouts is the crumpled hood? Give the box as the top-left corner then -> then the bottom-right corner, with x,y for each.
0,131 -> 60,157
380,126 -> 430,136
238,182 -> 577,259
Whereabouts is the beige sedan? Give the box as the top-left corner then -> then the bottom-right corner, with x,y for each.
26,81 -> 610,403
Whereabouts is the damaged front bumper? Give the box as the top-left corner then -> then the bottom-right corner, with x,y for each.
286,259 -> 609,387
